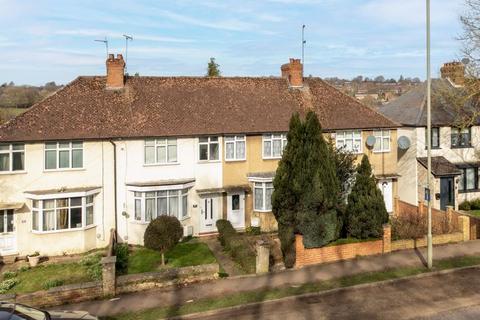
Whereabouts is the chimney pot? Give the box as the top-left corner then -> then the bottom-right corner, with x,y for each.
106,53 -> 125,89
440,61 -> 465,86
281,58 -> 303,87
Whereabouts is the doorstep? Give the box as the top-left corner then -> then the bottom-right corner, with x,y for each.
0,253 -> 19,264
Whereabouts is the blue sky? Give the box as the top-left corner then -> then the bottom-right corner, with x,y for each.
0,0 -> 466,85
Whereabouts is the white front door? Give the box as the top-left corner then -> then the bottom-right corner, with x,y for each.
378,179 -> 393,213
0,210 -> 16,255
200,198 -> 217,233
227,192 -> 245,229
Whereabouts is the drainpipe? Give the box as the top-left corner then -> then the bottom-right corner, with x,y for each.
109,140 -> 118,243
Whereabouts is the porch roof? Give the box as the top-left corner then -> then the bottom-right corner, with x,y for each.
417,156 -> 462,177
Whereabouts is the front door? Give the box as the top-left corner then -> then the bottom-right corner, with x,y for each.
0,210 -> 16,255
200,198 -> 217,233
440,177 -> 455,210
227,192 -> 245,229
377,179 -> 393,213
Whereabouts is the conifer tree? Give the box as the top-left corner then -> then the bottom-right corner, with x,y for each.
346,155 -> 389,239
206,57 -> 221,77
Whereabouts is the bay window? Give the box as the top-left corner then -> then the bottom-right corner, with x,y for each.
199,137 -> 219,161
254,182 -> 273,212
144,138 -> 177,164
373,130 -> 391,152
45,141 -> 83,170
263,134 -> 287,159
225,135 -> 246,161
0,143 -> 25,172
336,131 -> 362,153
134,189 -> 188,222
31,196 -> 94,232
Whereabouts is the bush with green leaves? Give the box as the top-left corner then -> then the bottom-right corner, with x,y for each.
80,252 -> 102,280
345,155 -> 389,239
0,278 -> 18,293
114,243 -> 129,275
471,199 -> 480,210
459,200 -> 471,211
43,279 -> 64,290
2,271 -> 17,280
245,226 -> 261,235
144,216 -> 183,265
216,219 -> 237,246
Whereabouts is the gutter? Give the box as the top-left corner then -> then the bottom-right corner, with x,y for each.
109,140 -> 118,242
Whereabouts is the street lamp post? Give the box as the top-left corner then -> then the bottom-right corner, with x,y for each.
426,0 -> 433,269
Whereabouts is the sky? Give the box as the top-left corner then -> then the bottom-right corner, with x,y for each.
0,0 -> 467,85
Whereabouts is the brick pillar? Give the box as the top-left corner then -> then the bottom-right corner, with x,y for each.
446,206 -> 453,230
382,224 -> 391,253
394,197 -> 400,216
101,256 -> 117,297
418,201 -> 424,215
255,240 -> 270,274
295,234 -> 304,268
459,216 -> 471,241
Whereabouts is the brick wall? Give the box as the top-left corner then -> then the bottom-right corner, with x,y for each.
391,232 -> 464,251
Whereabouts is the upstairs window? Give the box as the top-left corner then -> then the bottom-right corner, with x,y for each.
0,143 -> 25,172
144,138 -> 177,164
451,127 -> 471,148
199,137 -> 219,161
263,134 -> 287,159
425,127 -> 440,149
336,131 -> 362,153
225,135 -> 246,161
373,130 -> 391,152
45,141 -> 83,170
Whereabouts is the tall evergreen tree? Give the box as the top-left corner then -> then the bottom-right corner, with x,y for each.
206,57 -> 221,77
346,155 -> 389,239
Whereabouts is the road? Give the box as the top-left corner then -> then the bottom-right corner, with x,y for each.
182,267 -> 480,320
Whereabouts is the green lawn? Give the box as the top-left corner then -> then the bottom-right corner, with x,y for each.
467,210 -> 480,218
128,242 -> 217,274
105,255 -> 480,320
3,263 -> 92,294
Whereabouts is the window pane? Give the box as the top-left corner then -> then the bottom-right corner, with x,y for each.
134,199 -> 141,220
45,150 -> 57,169
169,195 -> 178,217
0,213 -> 4,233
6,211 -> 13,233
383,137 -> 390,150
236,141 -> 245,159
145,198 -> 155,222
157,197 -> 168,216
146,191 -> 156,197
0,153 -> 9,171
209,143 -> 219,160
59,142 -> 70,149
373,138 -> 381,151
225,142 -> 234,159
45,142 -> 57,150
145,146 -> 155,164
199,137 -> 208,143
72,149 -> 83,168
70,207 -> 82,228
0,144 -> 8,151
86,206 -> 94,225
199,144 -> 208,160
265,188 -> 273,211
56,208 -> 68,230
210,137 -> 218,142
225,136 -> 234,142
459,171 -> 465,191
70,197 -> 82,206
43,200 -> 55,209
12,144 -> 24,150
432,129 -> 439,147
264,140 -> 271,157
167,145 -> 177,162
156,146 -> 166,163
72,141 -> 83,148
86,195 -> 94,204
12,152 -> 24,171
182,194 -> 188,218
232,195 -> 240,210
145,139 -> 155,146
273,140 -> 282,157
32,200 -> 39,208
466,168 -> 476,190
59,150 -> 70,168
254,187 -> 263,210
56,198 -> 68,207
43,210 -> 55,231
32,211 -> 39,231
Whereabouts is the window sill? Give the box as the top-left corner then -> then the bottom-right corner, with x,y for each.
130,217 -> 190,225
43,168 -> 85,173
459,189 -> 480,194
225,159 -> 247,163
424,147 -> 441,150
143,162 -> 180,167
254,209 -> 272,213
262,157 -> 282,160
0,170 -> 27,175
197,160 -> 221,164
451,146 -> 473,149
372,150 -> 391,154
32,224 -> 96,235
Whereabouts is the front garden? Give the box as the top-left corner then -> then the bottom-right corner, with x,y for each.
459,199 -> 480,218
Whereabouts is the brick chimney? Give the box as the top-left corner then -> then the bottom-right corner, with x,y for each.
281,58 -> 303,87
106,54 -> 125,89
440,61 -> 465,86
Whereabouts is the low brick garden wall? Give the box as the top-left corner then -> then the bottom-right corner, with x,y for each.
391,232 -> 464,251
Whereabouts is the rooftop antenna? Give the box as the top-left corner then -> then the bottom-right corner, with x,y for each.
94,37 -> 109,58
302,25 -> 306,76
123,34 -> 133,74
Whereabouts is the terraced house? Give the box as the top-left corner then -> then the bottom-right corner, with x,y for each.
0,54 -> 399,259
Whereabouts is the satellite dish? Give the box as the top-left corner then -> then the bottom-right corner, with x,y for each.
398,136 -> 411,150
366,135 -> 376,148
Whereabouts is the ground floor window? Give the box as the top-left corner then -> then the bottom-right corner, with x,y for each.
0,210 -> 14,233
31,196 -> 94,232
254,182 -> 273,211
458,167 -> 479,192
134,189 -> 188,222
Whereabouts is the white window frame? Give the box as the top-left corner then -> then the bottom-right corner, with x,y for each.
44,141 -> 83,171
144,138 -> 178,165
0,210 -> 14,233
0,143 -> 25,173
31,195 -> 95,233
373,130 -> 391,153
262,134 -> 287,159
335,131 -> 362,153
225,135 -> 246,161
133,189 -> 189,223
253,181 -> 273,212
198,136 -> 220,161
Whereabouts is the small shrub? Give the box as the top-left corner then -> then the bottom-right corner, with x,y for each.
43,279 -> 64,290
470,199 -> 480,210
459,201 -> 471,211
245,226 -> 261,235
2,271 -> 17,280
216,220 -> 256,273
80,253 -> 102,280
114,243 -> 129,275
0,278 -> 18,293
18,266 -> 30,273
216,219 -> 236,246
144,216 -> 183,265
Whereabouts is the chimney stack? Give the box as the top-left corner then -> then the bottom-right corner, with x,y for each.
281,58 -> 303,87
106,54 -> 125,89
440,61 -> 465,86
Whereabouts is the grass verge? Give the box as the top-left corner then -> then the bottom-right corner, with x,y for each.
104,254 -> 480,320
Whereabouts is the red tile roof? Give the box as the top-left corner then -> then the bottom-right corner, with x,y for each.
0,76 -> 398,142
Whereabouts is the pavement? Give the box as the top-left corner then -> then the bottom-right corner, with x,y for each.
52,240 -> 480,317
199,237 -> 244,276
181,266 -> 480,320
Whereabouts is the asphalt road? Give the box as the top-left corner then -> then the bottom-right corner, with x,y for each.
183,267 -> 480,320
